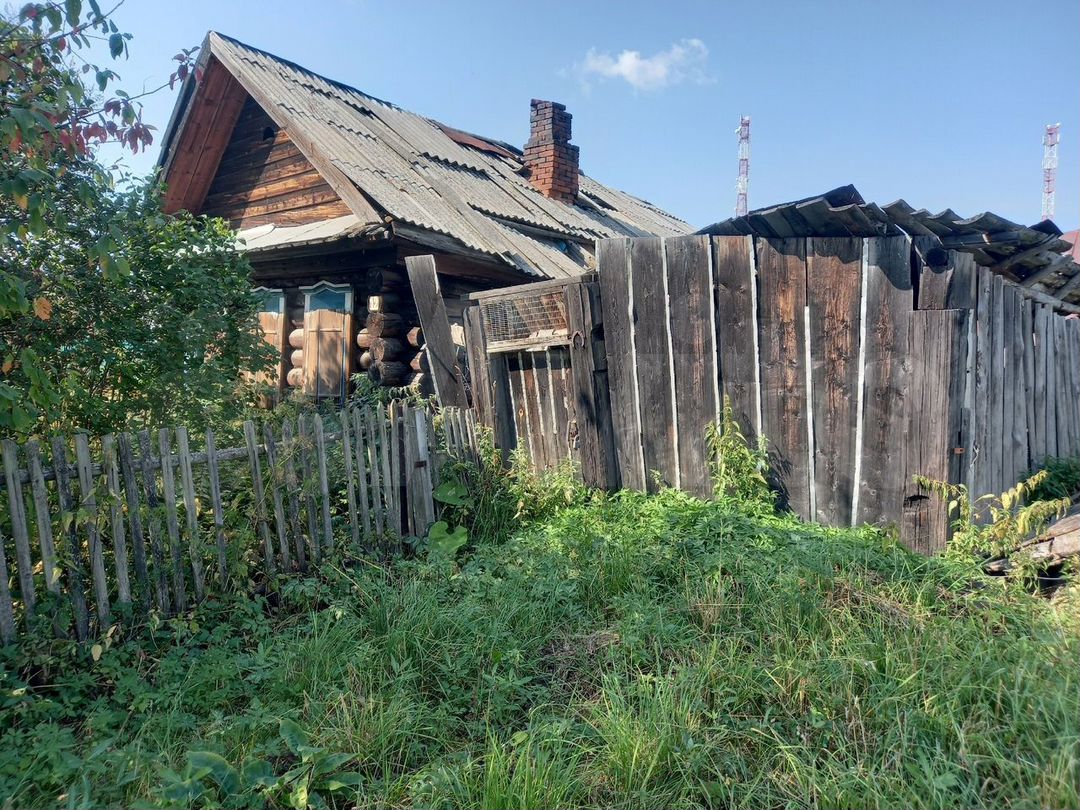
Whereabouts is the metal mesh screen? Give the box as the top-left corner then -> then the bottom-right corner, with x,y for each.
481,289 -> 569,349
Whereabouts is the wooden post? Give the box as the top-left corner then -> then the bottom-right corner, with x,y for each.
204,428 -> 229,585
1,440 -> 35,621
261,423 -> 292,571
243,420 -> 276,577
137,431 -> 170,614
175,427 -> 206,601
157,429 -> 187,613
101,435 -> 131,605
116,433 -> 150,601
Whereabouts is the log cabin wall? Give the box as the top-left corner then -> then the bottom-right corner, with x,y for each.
200,98 -> 352,230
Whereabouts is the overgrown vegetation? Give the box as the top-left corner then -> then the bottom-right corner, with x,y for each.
2,429 -> 1077,809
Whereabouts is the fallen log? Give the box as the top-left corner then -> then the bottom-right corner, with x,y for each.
984,512 -> 1080,574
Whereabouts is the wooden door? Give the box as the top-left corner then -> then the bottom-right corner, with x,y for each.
301,283 -> 353,401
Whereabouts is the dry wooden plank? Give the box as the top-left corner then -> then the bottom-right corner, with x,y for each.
664,235 -> 715,497
402,403 -> 419,535
1002,284 -> 1017,489
630,237 -> 678,490
755,237 -> 811,519
388,401 -> 403,540
204,428 -> 229,584
365,407 -> 385,537
377,404 -> 393,537
174,427 -> 206,601
902,309 -> 969,554
72,433 -> 110,628
25,441 -> 60,596
463,305 -> 492,425
1068,320 -> 1080,458
52,437 -> 90,636
1022,300 -> 1037,474
405,255 -> 468,407
971,269 -> 993,500
989,274 -> 1005,495
1,440 -> 35,620
279,421 -> 307,570
313,415 -> 334,552
1041,307 -> 1058,460
262,423 -> 292,571
136,431 -> 170,613
807,237 -> 863,525
297,415 -> 321,564
548,348 -> 572,467
350,410 -> 373,539
914,240 -> 976,310
712,235 -> 759,439
519,351 -> 547,470
243,420 -> 277,577
857,237 -> 913,526
596,237 -> 645,490
157,429 -> 187,613
487,352 -> 516,461
531,350 -> 557,468
1054,315 -> 1069,456
101,436 -> 131,605
414,406 -> 436,532
426,407 -> 444,487
1009,287 -> 1029,481
0,526 -> 14,644
116,433 -> 150,600
339,410 -> 361,551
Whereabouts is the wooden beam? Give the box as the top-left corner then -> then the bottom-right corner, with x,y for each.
405,256 -> 469,407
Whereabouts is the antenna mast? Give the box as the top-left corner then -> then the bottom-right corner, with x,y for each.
736,115 -> 750,217
1042,123 -> 1060,221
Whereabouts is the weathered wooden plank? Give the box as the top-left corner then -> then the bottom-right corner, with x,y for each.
531,349 -> 558,467
313,415 -> 334,552
755,237 -> 811,518
204,428 -> 229,584
376,404 -> 393,538
807,237 -> 863,525
915,240 -> 976,310
53,437 -> 90,636
1008,286 -> 1028,482
507,353 -> 533,464
174,427 -> 206,601
413,406 -> 436,532
388,401 -> 403,539
365,407 -> 385,537
137,431 -> 170,613
630,237 -> 678,490
339,410 -> 361,552
1041,307 -> 1058,460
463,305 -> 492,425
157,429 -> 187,613
297,415 -> 321,564
857,237 -> 913,527
25,441 -> 60,597
989,274 -> 1005,495
401,403 -> 418,536
1021,299 -> 1037,474
101,436 -> 131,605
1068,320 -> 1080,458
596,237 -> 645,490
279,421 -> 307,570
243,420 -> 276,577
1001,284 -> 1017,490
665,235 -> 715,497
519,351 -> 547,470
116,433 -> 150,599
712,235 -> 759,439
405,256 -> 468,407
1054,315 -> 1070,457
0,525 -> 13,644
350,410 -> 373,539
902,309 -> 969,554
73,433 -> 110,628
487,352 -> 516,461
262,423 -> 292,571
2,441 -> 36,621
548,348 -> 572,468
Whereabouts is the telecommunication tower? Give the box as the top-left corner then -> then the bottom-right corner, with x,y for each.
736,116 -> 750,217
1042,123 -> 1060,221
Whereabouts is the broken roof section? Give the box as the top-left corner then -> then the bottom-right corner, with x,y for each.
698,185 -> 1080,310
158,32 -> 691,279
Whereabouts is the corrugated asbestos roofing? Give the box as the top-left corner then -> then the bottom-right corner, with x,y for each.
199,32 -> 691,279
698,185 -> 1080,307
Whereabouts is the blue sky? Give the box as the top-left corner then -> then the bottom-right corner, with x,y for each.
99,0 -> 1080,230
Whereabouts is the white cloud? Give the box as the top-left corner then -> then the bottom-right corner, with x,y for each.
575,39 -> 712,91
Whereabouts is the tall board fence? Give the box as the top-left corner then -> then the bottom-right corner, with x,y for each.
0,402 -> 479,646
462,235 -> 1080,554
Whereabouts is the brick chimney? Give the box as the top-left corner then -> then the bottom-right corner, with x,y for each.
523,99 -> 579,204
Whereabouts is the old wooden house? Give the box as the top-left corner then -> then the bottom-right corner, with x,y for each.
157,32 -> 690,402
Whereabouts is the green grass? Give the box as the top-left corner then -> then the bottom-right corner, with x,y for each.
2,485 -> 1078,809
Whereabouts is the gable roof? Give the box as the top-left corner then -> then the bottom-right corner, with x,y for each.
159,32 -> 691,279
698,184 -> 1080,311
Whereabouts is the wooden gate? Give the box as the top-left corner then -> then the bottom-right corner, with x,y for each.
462,277 -> 616,488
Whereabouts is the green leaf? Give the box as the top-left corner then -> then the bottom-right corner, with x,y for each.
323,771 -> 364,791
188,751 -> 240,794
426,521 -> 468,558
432,478 -> 470,507
108,32 -> 124,58
279,718 -> 308,755
241,757 -> 278,788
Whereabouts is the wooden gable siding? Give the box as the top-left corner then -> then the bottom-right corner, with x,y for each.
200,98 -> 352,229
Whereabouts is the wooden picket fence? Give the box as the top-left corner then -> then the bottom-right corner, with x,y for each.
0,401 -> 479,646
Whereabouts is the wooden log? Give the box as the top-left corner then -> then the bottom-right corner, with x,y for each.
406,326 -> 424,348
2,440 -> 36,622
101,436 -> 131,605
286,367 -> 304,388
358,351 -> 374,371
116,434 -> 150,600
288,306 -> 305,327
409,352 -> 424,372
288,327 -> 304,349
137,431 -> 170,613
405,372 -> 425,391
366,312 -> 403,337
984,512 -> 1080,573
262,422 -> 292,571
372,337 -> 404,362
356,329 -> 374,349
243,420 -> 276,577
289,348 -> 304,368
175,427 -> 206,601
157,429 -> 187,613
204,428 -> 229,585
369,360 -> 408,386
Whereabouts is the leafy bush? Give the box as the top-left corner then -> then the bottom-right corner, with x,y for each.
1025,456 -> 1080,502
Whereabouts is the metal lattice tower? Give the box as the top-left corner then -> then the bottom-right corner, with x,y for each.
736,115 -> 750,217
1042,123 -> 1060,221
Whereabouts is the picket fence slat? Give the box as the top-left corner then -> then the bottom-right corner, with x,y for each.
262,422 -> 292,572
340,409 -> 361,551
2,440 -> 36,621
53,435 -> 90,638
102,435 -> 131,605
176,427 -> 206,601
313,415 -> 334,553
0,527 -> 14,644
244,420 -> 276,577
280,421 -> 307,570
297,416 -> 321,565
350,409 -> 373,540
158,429 -> 187,613
138,430 -> 170,613
205,428 -> 229,585
25,441 -> 60,596
366,407 -> 385,537
117,433 -> 150,600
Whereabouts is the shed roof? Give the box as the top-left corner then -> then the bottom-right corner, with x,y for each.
698,185 -> 1080,310
159,32 -> 691,279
